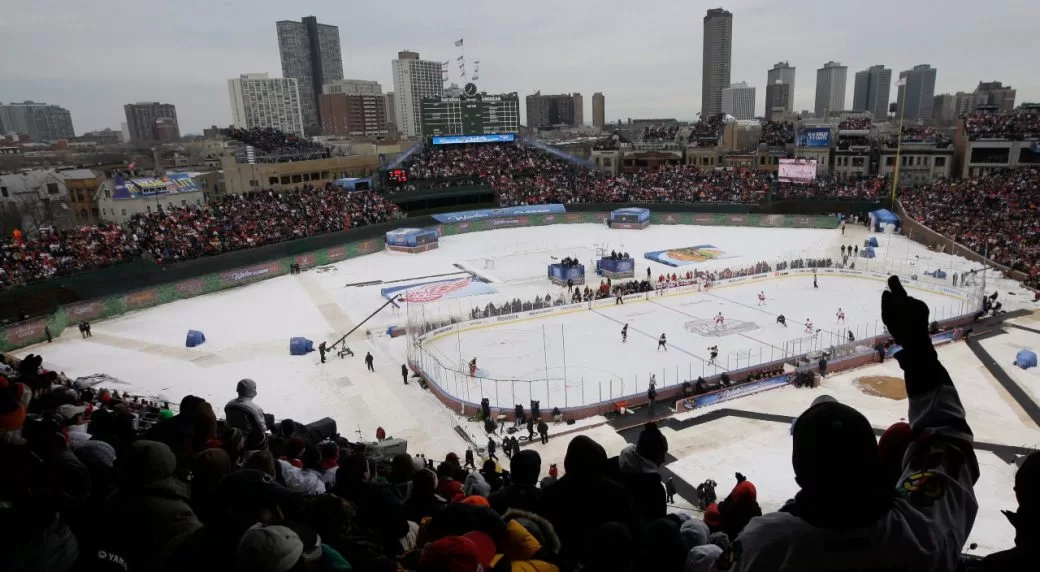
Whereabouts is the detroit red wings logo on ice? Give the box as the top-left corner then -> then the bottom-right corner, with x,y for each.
402,278 -> 472,303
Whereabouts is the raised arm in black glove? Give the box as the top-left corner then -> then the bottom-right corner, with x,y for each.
881,275 -> 951,397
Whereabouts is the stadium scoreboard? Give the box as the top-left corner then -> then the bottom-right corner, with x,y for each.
421,88 -> 520,138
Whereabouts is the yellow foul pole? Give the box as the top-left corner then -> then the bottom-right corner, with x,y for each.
890,84 -> 907,208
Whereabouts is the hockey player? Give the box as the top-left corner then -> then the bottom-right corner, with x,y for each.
707,345 -> 719,366
836,307 -> 846,324
847,330 -> 855,342
714,312 -> 725,327
469,358 -> 478,376
813,271 -> 819,289
649,373 -> 657,388
621,323 -> 629,343
658,333 -> 668,351
804,318 -> 814,333
776,314 -> 787,327
757,291 -> 766,306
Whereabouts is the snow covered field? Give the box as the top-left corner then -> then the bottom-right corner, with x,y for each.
13,220 -> 1038,556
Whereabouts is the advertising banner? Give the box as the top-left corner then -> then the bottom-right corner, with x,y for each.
432,204 -> 565,224
645,244 -> 735,267
431,134 -> 516,145
487,216 -> 528,228
3,320 -> 49,345
175,279 -> 206,297
778,159 -> 818,184
676,373 -> 793,410
797,127 -> 832,148
295,254 -> 316,268
66,301 -> 105,321
124,289 -> 158,308
327,246 -> 347,262
219,262 -> 281,287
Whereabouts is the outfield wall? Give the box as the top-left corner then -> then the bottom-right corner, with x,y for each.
0,212 -> 837,351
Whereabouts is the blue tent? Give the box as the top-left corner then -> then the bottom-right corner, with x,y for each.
185,329 -> 206,348
867,236 -> 879,247
290,337 -> 314,356
1015,349 -> 1037,369
862,247 -> 876,258
869,209 -> 902,232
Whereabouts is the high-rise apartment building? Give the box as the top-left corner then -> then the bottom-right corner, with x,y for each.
766,62 -> 795,113
852,65 -> 892,120
932,94 -> 956,123
895,64 -> 937,122
592,92 -> 605,129
525,92 -> 584,128
0,101 -> 75,141
721,82 -> 755,120
392,51 -> 444,138
123,102 -> 179,142
384,92 -> 397,133
814,61 -> 847,118
953,91 -> 986,116
323,79 -> 382,97
701,8 -> 733,117
975,81 -> 1016,113
318,79 -> 386,137
228,73 -> 305,136
276,16 -> 344,135
765,82 -> 791,115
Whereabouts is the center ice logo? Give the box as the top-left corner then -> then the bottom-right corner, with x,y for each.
683,318 -> 758,337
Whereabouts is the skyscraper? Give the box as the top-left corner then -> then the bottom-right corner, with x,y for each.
525,93 -> 584,128
896,65 -> 937,122
766,62 -> 795,113
975,81 -> 1016,113
852,65 -> 892,120
228,73 -> 305,136
391,51 -> 443,137
123,102 -> 179,142
384,92 -> 397,133
721,82 -> 755,120
592,92 -> 605,129
765,82 -> 791,116
814,61 -> 847,118
0,101 -> 75,141
932,93 -> 956,123
701,8 -> 733,117
318,79 -> 386,136
276,16 -> 344,135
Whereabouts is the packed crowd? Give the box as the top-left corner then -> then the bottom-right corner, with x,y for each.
221,127 -> 327,155
838,116 -> 872,131
640,125 -> 680,143
126,187 -> 401,264
3,278 -> 1033,571
964,108 -> 1040,141
900,167 -> 1040,288
774,176 -> 887,200
759,121 -> 795,146
0,186 -> 401,287
0,224 -> 136,288
688,114 -> 726,142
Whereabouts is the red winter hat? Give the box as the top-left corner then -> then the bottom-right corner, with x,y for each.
418,531 -> 496,571
731,480 -> 757,504
0,375 -> 29,431
703,503 -> 721,527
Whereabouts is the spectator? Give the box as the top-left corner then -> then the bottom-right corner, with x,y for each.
489,449 -> 542,514
333,453 -> 409,555
725,276 -> 978,570
225,378 -> 267,439
538,435 -> 640,563
973,450 -> 1040,569
404,468 -> 446,524
605,422 -> 668,523
236,523 -> 304,572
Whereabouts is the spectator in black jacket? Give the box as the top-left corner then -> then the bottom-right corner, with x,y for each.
538,436 -> 640,565
333,453 -> 409,555
489,450 -> 542,515
974,450 -> 1040,570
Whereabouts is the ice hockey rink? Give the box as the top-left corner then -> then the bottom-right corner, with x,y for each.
12,220 -> 1039,556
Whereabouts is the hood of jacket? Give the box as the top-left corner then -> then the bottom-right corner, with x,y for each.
494,519 -> 560,572
618,444 -> 658,475
503,508 -> 561,555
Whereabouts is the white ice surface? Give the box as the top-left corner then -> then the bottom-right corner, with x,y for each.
13,221 -> 1037,557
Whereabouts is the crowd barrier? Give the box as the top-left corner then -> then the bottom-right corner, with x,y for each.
406,263 -> 981,419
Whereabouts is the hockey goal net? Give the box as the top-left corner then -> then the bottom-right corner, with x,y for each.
482,258 -> 496,269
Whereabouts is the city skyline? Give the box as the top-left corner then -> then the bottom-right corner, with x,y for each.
2,0 -> 1038,133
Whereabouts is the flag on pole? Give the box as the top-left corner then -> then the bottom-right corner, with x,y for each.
454,38 -> 464,47
896,77 -> 907,87
456,56 -> 464,61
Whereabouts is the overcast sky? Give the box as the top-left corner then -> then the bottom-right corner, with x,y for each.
2,0 -> 1037,134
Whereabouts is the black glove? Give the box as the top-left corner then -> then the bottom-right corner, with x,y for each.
881,276 -> 933,353
735,472 -> 746,483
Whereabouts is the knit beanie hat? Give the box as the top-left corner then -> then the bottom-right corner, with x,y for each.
236,524 -> 303,572
680,518 -> 711,550
509,450 -> 541,486
636,422 -> 669,465
792,395 -> 880,493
